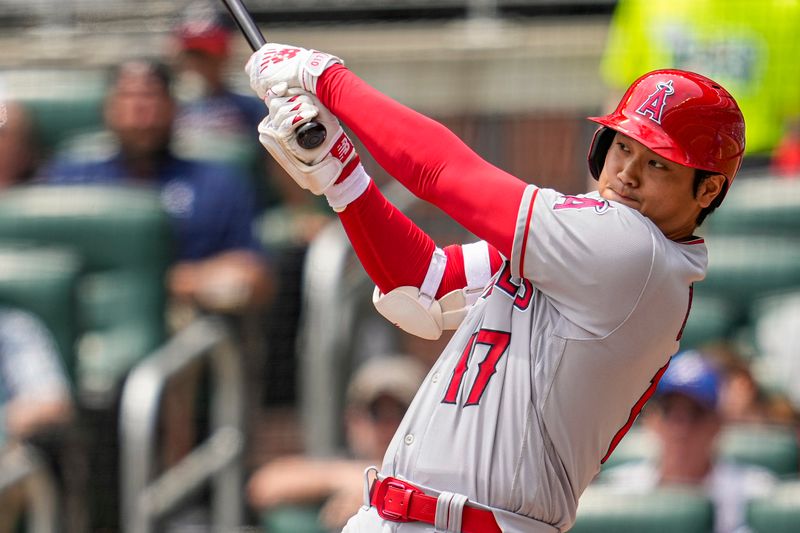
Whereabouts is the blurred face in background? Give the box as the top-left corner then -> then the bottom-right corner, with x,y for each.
176,49 -> 227,98
105,62 -> 175,159
0,102 -> 35,188
346,393 -> 409,461
649,393 -> 721,484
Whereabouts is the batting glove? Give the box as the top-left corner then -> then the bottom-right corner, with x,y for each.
259,92 -> 370,212
246,43 -> 342,99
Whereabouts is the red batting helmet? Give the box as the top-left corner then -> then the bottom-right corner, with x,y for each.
587,69 -> 745,196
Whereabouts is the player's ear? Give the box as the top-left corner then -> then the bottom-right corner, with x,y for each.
695,173 -> 726,209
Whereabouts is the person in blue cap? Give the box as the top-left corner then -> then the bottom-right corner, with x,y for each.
600,350 -> 776,533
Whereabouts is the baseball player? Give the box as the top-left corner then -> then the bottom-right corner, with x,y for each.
244,46 -> 745,532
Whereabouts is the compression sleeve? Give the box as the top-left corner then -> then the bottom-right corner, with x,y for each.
339,181 -> 503,297
318,65 -> 527,258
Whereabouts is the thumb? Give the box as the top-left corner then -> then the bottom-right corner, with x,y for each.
267,81 -> 289,100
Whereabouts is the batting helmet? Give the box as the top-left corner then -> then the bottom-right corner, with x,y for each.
587,69 -> 745,195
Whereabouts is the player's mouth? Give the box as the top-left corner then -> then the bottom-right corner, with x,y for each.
603,187 -> 638,206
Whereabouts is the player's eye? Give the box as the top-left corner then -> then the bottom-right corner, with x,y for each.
649,160 -> 667,170
615,142 -> 630,153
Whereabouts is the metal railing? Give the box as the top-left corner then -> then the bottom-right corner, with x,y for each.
298,182 -> 413,456
0,444 -> 58,533
119,316 -> 244,533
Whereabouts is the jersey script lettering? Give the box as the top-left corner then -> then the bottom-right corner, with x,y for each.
553,195 -> 611,213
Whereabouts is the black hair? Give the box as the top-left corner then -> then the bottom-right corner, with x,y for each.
107,59 -> 173,94
694,169 -> 727,227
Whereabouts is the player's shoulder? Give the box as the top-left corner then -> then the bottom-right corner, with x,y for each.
536,188 -> 657,243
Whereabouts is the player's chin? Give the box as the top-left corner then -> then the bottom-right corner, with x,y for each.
617,197 -> 641,211
601,189 -> 639,210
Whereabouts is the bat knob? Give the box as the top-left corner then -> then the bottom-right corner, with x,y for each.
297,121 -> 327,149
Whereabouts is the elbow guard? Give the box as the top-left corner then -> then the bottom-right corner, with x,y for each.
372,285 -> 471,340
372,241 -> 493,340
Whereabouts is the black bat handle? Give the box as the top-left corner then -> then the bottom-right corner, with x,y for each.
219,0 -> 327,150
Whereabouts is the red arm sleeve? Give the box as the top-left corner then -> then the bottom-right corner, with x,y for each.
339,181 -> 504,298
318,65 -> 527,259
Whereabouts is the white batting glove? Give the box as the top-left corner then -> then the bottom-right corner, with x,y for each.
245,43 -> 342,99
259,92 -> 370,212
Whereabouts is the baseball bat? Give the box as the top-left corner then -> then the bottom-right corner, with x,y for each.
219,0 -> 327,149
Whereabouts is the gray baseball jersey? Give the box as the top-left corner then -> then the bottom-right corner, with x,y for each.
378,185 -> 707,531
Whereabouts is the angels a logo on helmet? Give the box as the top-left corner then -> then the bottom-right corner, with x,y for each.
635,80 -> 675,124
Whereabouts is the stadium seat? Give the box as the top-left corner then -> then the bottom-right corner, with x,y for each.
25,97 -> 104,155
705,176 -> 800,236
694,235 -> 800,316
0,244 -> 81,382
600,425 -> 658,471
261,504 -> 326,533
745,290 -> 800,404
719,424 -> 799,477
0,185 -> 173,406
747,479 -> 800,533
602,423 -> 799,478
679,293 -> 738,350
571,486 -> 713,533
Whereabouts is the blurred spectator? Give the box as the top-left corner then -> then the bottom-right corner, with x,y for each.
0,99 -> 73,442
706,345 -> 798,426
0,101 -> 37,188
41,60 -> 275,495
169,2 -> 332,408
170,0 -> 279,212
0,306 -> 73,445
247,354 -> 428,532
598,351 -> 776,533
599,0 -> 800,171
43,58 -> 274,314
0,306 -> 74,533
0,98 -> 76,533
772,125 -> 800,177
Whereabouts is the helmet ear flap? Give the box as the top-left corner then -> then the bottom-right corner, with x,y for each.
588,127 -> 616,180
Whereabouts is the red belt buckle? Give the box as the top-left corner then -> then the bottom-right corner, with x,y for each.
372,477 -> 424,522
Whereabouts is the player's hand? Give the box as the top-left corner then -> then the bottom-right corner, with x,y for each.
258,91 -> 370,211
245,43 -> 342,99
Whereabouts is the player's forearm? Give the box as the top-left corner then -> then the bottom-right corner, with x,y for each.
339,180 -> 436,293
339,182 -> 504,297
318,65 -> 525,257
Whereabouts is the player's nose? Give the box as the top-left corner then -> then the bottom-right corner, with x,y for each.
617,160 -> 639,187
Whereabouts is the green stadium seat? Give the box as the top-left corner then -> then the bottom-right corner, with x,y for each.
600,425 -> 658,471
602,423 -> 799,478
0,185 -> 173,407
261,504 -> 326,533
747,479 -> 800,533
571,486 -> 713,533
680,293 -> 738,350
742,290 -> 800,399
0,245 -> 82,383
719,424 -> 799,477
705,176 -> 800,236
23,96 -> 105,156
695,235 -> 800,315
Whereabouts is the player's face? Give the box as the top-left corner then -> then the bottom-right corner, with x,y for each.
596,133 -> 722,240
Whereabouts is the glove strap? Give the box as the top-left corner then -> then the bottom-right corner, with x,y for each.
303,51 -> 342,93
